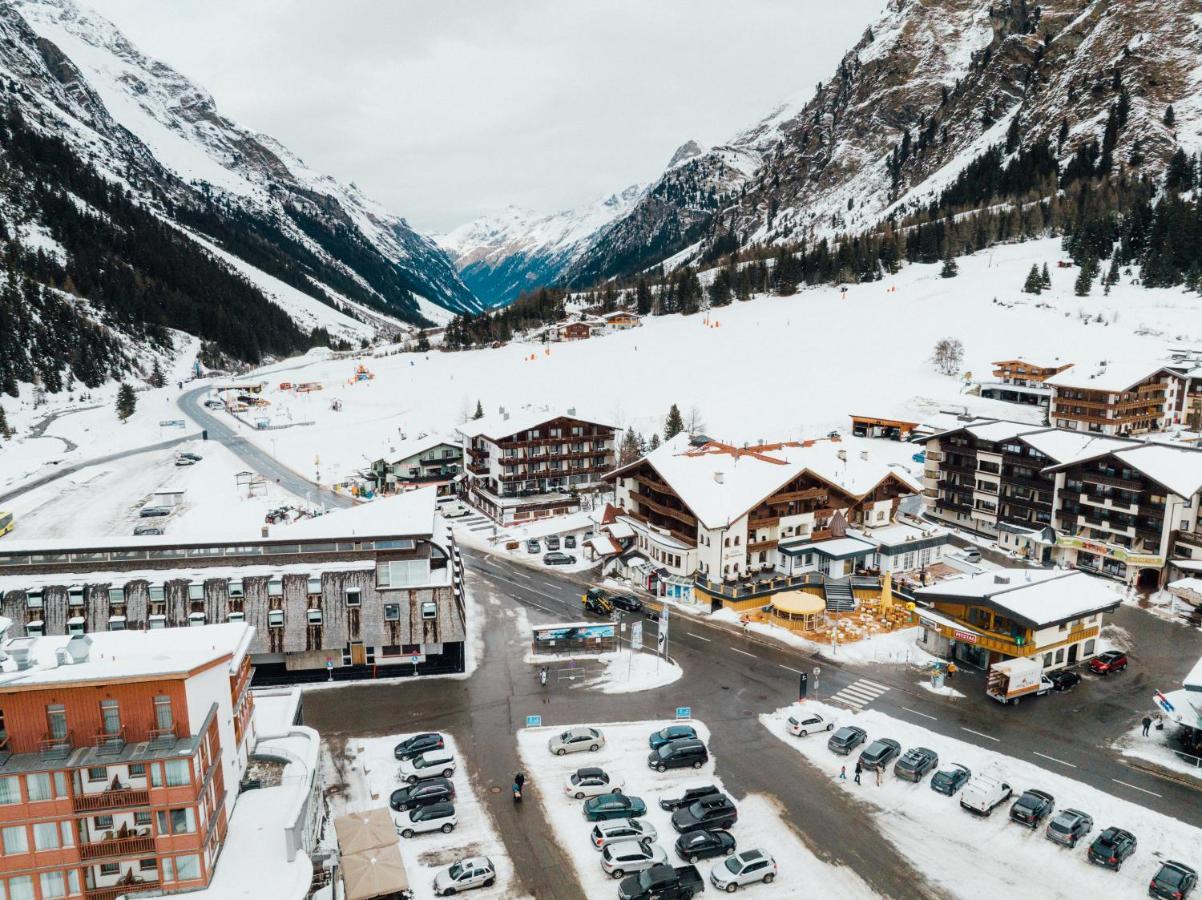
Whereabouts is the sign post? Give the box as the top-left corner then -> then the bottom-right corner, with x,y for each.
812,666 -> 821,699
526,715 -> 542,728
798,672 -> 808,701
675,706 -> 691,720
411,654 -> 421,677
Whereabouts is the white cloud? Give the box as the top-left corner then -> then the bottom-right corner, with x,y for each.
85,0 -> 885,232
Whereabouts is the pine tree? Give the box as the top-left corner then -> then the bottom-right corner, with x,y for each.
663,404 -> 684,441
148,358 -> 165,389
619,427 -> 641,466
940,254 -> 959,278
1106,257 -> 1121,287
0,403 -> 10,440
416,333 -> 431,353
1074,260 -> 1094,297
116,382 -> 137,421
1022,264 -> 1043,294
1164,105 -> 1176,128
1041,262 -> 1052,288
648,434 -> 661,451
473,400 -> 484,420
635,278 -> 652,316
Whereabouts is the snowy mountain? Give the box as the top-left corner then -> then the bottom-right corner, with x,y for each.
437,182 -> 646,307
0,0 -> 482,383
566,0 -> 1202,285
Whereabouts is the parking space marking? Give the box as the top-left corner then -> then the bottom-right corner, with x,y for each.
1111,779 -> 1161,798
730,647 -> 756,658
779,664 -> 804,674
901,706 -> 937,721
1032,751 -> 1077,768
960,727 -> 1000,743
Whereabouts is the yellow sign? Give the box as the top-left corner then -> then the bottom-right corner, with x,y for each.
1055,535 -> 1163,567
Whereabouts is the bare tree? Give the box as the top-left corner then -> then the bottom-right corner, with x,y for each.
931,338 -> 964,376
684,405 -> 707,436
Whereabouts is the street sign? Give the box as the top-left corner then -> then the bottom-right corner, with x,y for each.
410,655 -> 421,665
658,605 -> 670,654
798,672 -> 809,700
813,667 -> 821,676
526,715 -> 542,728
675,707 -> 691,720
631,621 -> 644,650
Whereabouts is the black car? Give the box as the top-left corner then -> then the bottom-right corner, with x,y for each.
389,777 -> 454,811
650,725 -> 697,750
133,525 -> 165,536
674,829 -> 736,864
671,795 -> 737,833
1009,789 -> 1055,828
1150,861 -> 1198,899
611,594 -> 645,613
894,747 -> 938,782
660,785 -> 721,812
648,739 -> 708,772
827,726 -> 868,756
1045,808 -> 1093,847
930,764 -> 971,796
617,864 -> 704,900
1046,669 -> 1082,692
543,551 -> 576,566
1087,827 -> 1137,871
858,738 -> 902,771
393,733 -> 445,760
178,452 -> 203,462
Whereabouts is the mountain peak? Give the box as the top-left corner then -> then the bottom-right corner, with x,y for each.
667,139 -> 705,169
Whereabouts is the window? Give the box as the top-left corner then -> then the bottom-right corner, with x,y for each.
108,616 -> 126,631
165,759 -> 190,787
1043,652 -> 1053,667
100,700 -> 120,736
421,601 -> 437,620
27,620 -> 44,636
107,588 -> 124,604
378,559 -> 431,588
25,590 -> 43,609
154,696 -> 174,735
87,767 -> 107,783
384,604 -> 400,622
268,610 -> 284,628
99,863 -> 119,877
26,773 -> 53,801
149,615 -> 166,630
228,612 -> 245,623
346,589 -> 361,607
187,584 -> 204,601
1055,648 -> 1065,663
128,765 -> 146,780
46,704 -> 67,740
2,824 -> 28,854
307,577 -> 322,595
148,585 -> 165,602
32,822 -> 59,851
161,857 -> 175,884
307,608 -> 323,626
1084,639 -> 1096,656
268,578 -> 283,597
188,612 -> 205,627
68,587 -> 84,606
8,876 -> 34,900
157,807 -> 196,835
139,858 -> 157,872
93,816 -> 113,830
228,579 -> 244,598
175,854 -> 201,881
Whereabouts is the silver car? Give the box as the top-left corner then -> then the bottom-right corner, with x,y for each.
591,818 -> 657,850
433,856 -> 495,896
564,766 -> 624,800
601,840 -> 668,879
548,726 -> 605,756
710,849 -> 778,892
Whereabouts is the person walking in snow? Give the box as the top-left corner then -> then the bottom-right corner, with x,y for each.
1142,715 -> 1153,737
875,766 -> 883,787
839,766 -> 846,781
853,761 -> 862,785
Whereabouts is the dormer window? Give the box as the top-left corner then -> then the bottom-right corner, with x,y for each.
228,580 -> 244,599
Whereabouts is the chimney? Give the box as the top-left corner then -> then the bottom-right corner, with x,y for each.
714,471 -> 725,484
7,637 -> 37,671
66,634 -> 92,664
567,407 -> 576,416
837,449 -> 848,462
993,574 -> 1010,584
860,450 -> 869,461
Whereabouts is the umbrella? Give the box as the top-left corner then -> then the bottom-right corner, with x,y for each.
341,845 -> 410,900
334,808 -> 397,856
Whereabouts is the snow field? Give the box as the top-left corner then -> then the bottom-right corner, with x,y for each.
761,702 -> 1202,898
515,720 -> 874,898
326,733 -> 518,900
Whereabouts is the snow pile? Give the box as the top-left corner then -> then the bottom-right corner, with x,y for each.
585,650 -> 683,695
710,610 -> 936,666
1113,720 -> 1202,784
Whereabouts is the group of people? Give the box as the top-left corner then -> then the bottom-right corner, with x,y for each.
841,762 -> 884,786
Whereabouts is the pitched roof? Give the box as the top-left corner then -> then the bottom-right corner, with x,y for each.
458,407 -> 613,442
1043,361 -> 1180,392
915,569 -> 1120,628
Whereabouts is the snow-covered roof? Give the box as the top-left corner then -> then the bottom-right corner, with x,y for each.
1019,430 -> 1131,465
605,521 -> 635,540
855,521 -> 949,549
963,420 -> 1039,444
915,569 -> 1120,628
377,434 -> 458,465
0,622 -> 252,690
1111,444 -> 1202,498
615,434 -> 919,530
458,407 -> 613,442
1043,361 -> 1179,392
274,487 -> 437,539
1185,656 -> 1202,693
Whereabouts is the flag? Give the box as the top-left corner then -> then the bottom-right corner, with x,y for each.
1154,690 -> 1175,714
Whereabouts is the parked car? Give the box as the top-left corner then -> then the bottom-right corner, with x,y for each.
132,525 -> 164,536
543,551 -> 576,566
709,849 -> 777,892
396,801 -> 456,838
397,749 -> 455,784
959,774 -> 1012,816
610,594 -> 644,613
139,506 -> 171,518
584,793 -> 647,822
675,827 -> 736,863
591,818 -> 656,850
659,785 -> 721,812
894,747 -> 939,782
1045,808 -> 1094,848
545,535 -> 561,551
174,457 -> 197,467
617,864 -> 703,900
602,840 -> 669,879
203,399 -> 223,409
963,549 -> 983,563
858,738 -> 902,771
564,767 -> 623,800
1009,789 -> 1055,828
1046,669 -> 1082,692
435,497 -> 472,518
564,535 -> 577,549
671,795 -> 737,833
650,725 -> 697,750
787,711 -> 834,737
433,856 -> 496,896
526,539 -> 540,553
1089,651 -> 1129,675
827,726 -> 867,755
930,763 -> 971,796
389,777 -> 454,811
178,452 -> 202,462
1149,861 -> 1198,899
393,733 -> 444,760
648,739 -> 708,772
1087,826 -> 1137,870
549,726 -> 605,756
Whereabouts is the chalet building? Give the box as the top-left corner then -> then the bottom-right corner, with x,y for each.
914,569 -> 1119,671
607,434 -> 921,600
1045,362 -> 1184,435
850,415 -> 920,441
0,490 -> 468,680
601,311 -> 641,331
367,435 -> 461,496
457,410 -> 616,525
979,358 -> 1073,407
0,624 -> 253,900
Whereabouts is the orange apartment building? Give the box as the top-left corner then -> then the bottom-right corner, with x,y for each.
1045,363 -> 1184,436
0,623 -> 254,900
979,359 -> 1073,407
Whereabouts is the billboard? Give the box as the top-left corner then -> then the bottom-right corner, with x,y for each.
533,623 -> 616,642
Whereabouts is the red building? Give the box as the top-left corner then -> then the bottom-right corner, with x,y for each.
0,623 -> 254,900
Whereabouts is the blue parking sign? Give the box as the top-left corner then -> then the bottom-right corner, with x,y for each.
526,715 -> 542,728
675,707 -> 691,720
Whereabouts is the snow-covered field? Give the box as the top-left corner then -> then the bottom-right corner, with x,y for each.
761,702 -> 1202,898
516,720 -> 874,898
323,732 -> 520,900
528,648 -> 683,695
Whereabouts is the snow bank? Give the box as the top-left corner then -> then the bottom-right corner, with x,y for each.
711,610 -> 936,665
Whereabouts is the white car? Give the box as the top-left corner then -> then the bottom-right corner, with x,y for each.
590,818 -> 657,850
548,726 -> 605,756
601,840 -> 669,879
710,849 -> 778,892
398,748 -> 456,784
396,801 -> 456,838
786,711 -> 833,737
564,766 -> 624,800
433,856 -> 495,895
959,773 -> 1012,816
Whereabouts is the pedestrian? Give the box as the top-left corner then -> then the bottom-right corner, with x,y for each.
1142,715 -> 1152,737
947,661 -> 957,679
853,761 -> 862,785
875,766 -> 883,786
839,765 -> 846,781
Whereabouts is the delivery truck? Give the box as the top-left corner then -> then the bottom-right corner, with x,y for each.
985,657 -> 1053,704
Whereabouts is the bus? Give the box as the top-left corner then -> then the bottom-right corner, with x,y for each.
0,511 -> 12,538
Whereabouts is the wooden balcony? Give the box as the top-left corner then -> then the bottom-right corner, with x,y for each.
80,833 -> 156,861
633,490 -> 696,529
73,788 -> 151,813
86,878 -> 160,900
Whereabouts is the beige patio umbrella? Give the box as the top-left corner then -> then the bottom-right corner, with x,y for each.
341,845 -> 410,900
334,808 -> 397,856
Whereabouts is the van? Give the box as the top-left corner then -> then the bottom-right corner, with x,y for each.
959,774 -> 1012,816
647,739 -> 708,773
436,497 -> 471,518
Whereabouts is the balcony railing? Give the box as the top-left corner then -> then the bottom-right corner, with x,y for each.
80,834 -> 156,861
85,878 -> 161,900
39,730 -> 73,758
73,788 -> 151,813
148,725 -> 177,746
93,727 -> 126,755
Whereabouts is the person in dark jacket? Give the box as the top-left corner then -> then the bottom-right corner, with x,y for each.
854,761 -> 862,785
1141,716 -> 1152,737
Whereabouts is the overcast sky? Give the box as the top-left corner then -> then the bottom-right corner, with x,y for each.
89,1 -> 884,233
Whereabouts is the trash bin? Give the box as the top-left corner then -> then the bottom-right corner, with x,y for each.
932,673 -> 945,690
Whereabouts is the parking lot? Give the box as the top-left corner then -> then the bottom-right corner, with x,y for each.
516,719 -> 874,897
762,702 -> 1202,897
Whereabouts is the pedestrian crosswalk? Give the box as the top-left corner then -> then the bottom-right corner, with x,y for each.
828,678 -> 890,710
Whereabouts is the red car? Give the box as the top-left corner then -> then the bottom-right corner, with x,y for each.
1088,650 -> 1128,675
